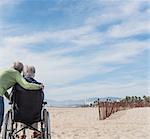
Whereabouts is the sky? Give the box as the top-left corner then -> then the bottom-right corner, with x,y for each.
0,0 -> 149,100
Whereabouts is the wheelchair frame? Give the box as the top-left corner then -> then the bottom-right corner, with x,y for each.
2,101 -> 51,139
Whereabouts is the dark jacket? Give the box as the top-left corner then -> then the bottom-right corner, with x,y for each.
24,76 -> 41,85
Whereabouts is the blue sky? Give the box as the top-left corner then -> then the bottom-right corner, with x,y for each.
0,0 -> 149,100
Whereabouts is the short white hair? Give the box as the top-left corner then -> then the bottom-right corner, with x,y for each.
24,66 -> 36,77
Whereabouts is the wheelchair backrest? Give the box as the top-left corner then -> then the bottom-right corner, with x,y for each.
11,84 -> 44,124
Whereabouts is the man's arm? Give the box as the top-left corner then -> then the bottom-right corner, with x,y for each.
15,72 -> 42,90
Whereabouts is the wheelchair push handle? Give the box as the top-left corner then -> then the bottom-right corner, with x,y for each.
43,101 -> 47,105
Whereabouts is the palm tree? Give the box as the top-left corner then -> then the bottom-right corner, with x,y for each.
138,97 -> 142,102
143,95 -> 150,102
125,96 -> 131,102
134,96 -> 138,102
131,96 -> 135,102
143,95 -> 146,101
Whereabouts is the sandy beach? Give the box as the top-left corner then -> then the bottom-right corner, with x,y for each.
0,107 -> 150,139
50,107 -> 150,139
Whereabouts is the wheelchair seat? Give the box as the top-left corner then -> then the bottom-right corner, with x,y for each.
11,84 -> 44,125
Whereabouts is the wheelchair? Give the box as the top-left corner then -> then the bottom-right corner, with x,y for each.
2,84 -> 51,139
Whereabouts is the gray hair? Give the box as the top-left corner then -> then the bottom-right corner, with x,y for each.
12,61 -> 23,73
24,66 -> 36,78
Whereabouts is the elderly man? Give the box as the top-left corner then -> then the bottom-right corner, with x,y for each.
0,62 -> 43,133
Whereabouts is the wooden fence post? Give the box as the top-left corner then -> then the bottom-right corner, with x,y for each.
98,98 -> 101,120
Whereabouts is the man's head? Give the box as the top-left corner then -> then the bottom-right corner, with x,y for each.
24,66 -> 36,78
12,61 -> 24,73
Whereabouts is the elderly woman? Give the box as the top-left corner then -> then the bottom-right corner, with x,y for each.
20,66 -> 42,139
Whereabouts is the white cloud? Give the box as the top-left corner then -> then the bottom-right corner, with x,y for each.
119,0 -> 143,15
108,20 -> 150,38
0,0 -> 19,6
2,25 -> 94,47
91,41 -> 149,64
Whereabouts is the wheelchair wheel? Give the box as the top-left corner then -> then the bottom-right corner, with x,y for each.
41,109 -> 51,139
2,110 -> 14,139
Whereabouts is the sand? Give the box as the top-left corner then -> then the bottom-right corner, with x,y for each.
0,107 -> 150,139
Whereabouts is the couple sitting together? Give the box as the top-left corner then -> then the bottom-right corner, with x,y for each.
0,61 -> 44,138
